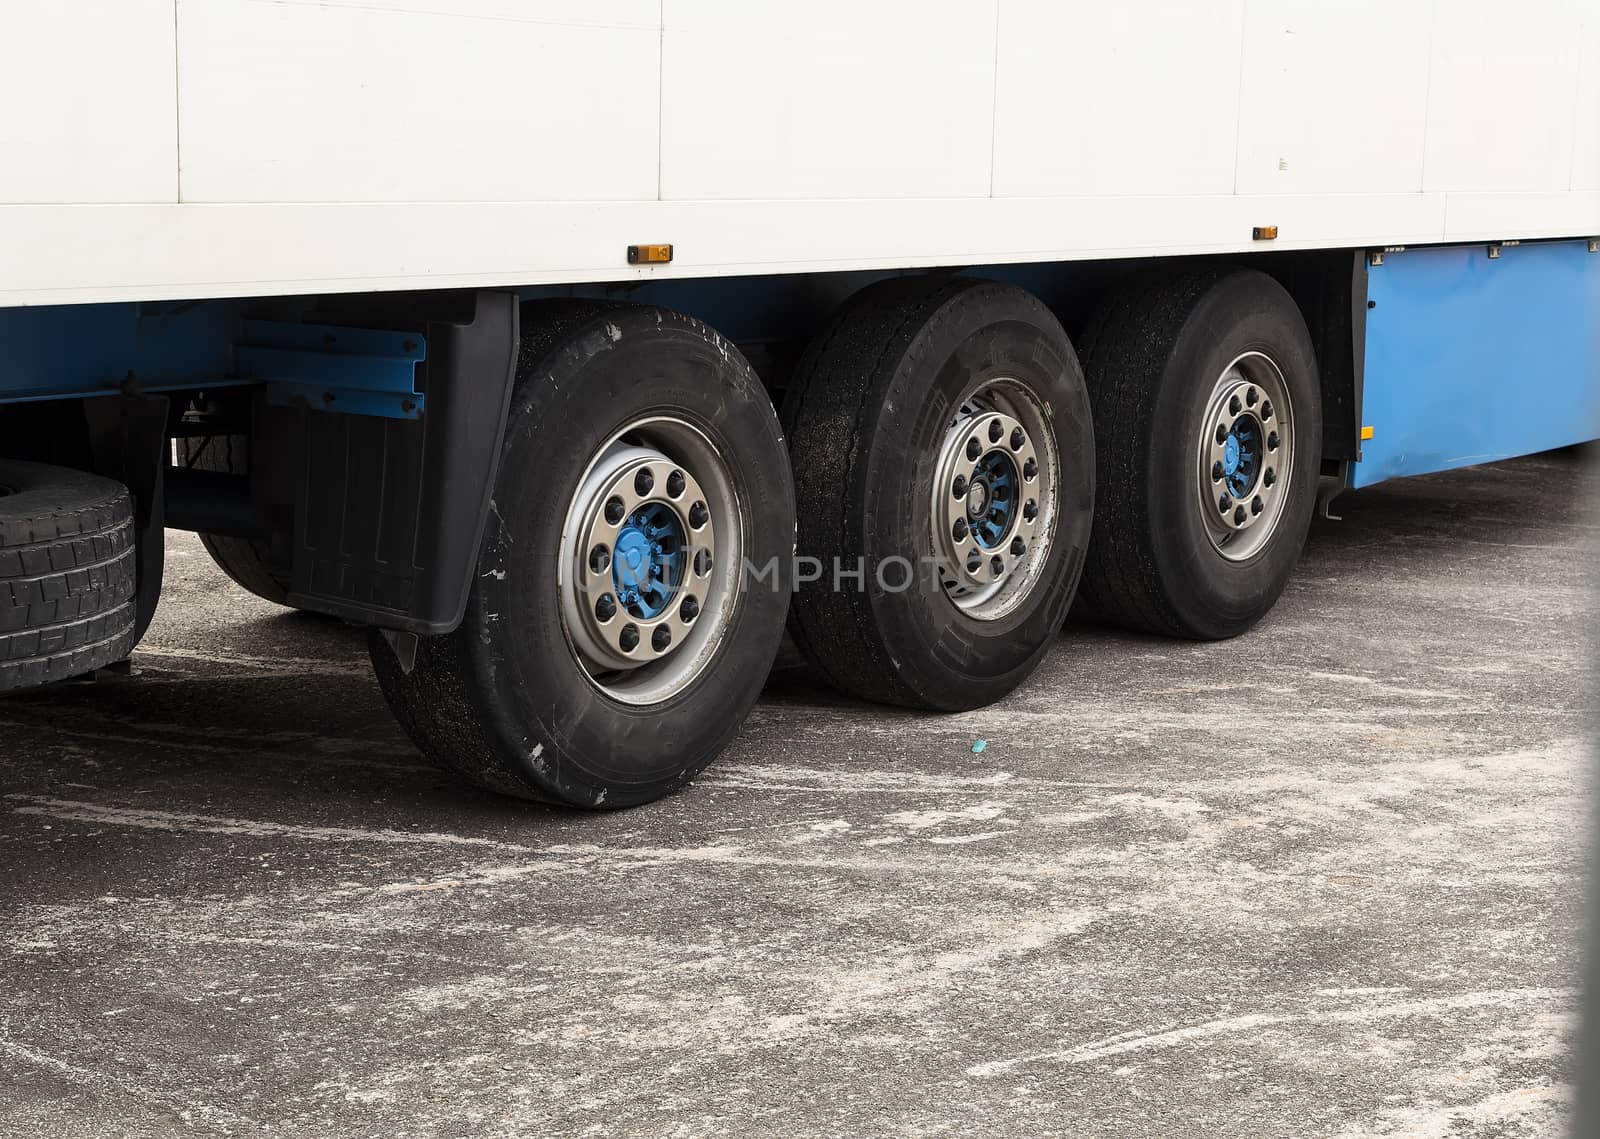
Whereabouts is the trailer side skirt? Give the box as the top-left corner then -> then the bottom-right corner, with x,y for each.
1354,239 -> 1600,488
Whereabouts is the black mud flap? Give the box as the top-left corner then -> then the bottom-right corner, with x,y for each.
285,291 -> 520,635
85,392 -> 171,645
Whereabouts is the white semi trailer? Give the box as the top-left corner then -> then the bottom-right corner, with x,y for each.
1,1 -> 1596,807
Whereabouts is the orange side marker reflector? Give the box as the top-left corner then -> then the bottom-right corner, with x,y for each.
1360,426 -> 1375,441
628,244 -> 674,265
1252,225 -> 1279,241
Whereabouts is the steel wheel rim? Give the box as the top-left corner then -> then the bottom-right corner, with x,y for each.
1195,351 -> 1294,562
559,415 -> 743,705
930,377 -> 1059,621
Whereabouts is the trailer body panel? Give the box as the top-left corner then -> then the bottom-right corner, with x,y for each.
2,0 -> 1597,307
1354,239 -> 1600,488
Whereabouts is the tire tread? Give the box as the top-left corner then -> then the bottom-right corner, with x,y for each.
0,460 -> 139,691
783,276 -> 982,707
1077,266 -> 1231,636
1078,266 -> 1319,638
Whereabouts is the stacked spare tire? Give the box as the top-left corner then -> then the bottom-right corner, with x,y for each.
0,460 -> 138,691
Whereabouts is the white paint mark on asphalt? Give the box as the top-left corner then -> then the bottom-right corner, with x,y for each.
1105,793 -> 1212,820
702,762 -> 1029,792
884,803 -> 1011,831
751,907 -> 1100,1043
1035,810 -> 1110,827
968,987 -> 1578,1077
0,1036 -> 262,1131
4,797 -> 1082,883
135,644 -> 370,678
6,796 -> 529,852
176,934 -> 501,970
1337,1084 -> 1570,1138
403,975 -> 553,1013
0,1038 -> 84,1081
1302,671 -> 1465,700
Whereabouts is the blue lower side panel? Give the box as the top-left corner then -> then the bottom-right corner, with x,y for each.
1353,238 -> 1600,489
0,303 -> 425,419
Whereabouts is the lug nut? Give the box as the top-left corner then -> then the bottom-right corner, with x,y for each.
1233,506 -> 1247,525
1023,458 -> 1038,481
1264,468 -> 1276,488
1219,494 -> 1232,513
1023,499 -> 1038,522
1251,496 -> 1263,515
1212,461 -> 1224,482
953,474 -> 968,499
634,468 -> 655,496
694,549 -> 713,576
1247,387 -> 1258,406
1261,399 -> 1273,421
1215,424 -> 1229,445
666,470 -> 686,498
1268,431 -> 1280,451
1229,395 -> 1241,415
619,624 -> 640,652
1010,537 -> 1026,556
966,550 -> 982,573
1010,427 -> 1025,451
990,555 -> 1004,577
589,545 -> 610,573
595,594 -> 617,621
604,497 -> 625,524
688,501 -> 709,529
988,419 -> 1003,443
652,626 -> 672,653
952,518 -> 969,541
966,437 -> 982,461
679,595 -> 700,622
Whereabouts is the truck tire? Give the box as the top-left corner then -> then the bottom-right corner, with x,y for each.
782,276 -> 1094,711
0,460 -> 138,692
370,301 -> 795,808
1077,267 -> 1322,639
175,434 -> 290,605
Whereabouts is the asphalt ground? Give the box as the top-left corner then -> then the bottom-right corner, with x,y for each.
0,450 -> 1592,1138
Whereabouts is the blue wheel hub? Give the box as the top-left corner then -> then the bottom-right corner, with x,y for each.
613,502 -> 686,619
968,450 -> 1018,550
1221,416 -> 1261,499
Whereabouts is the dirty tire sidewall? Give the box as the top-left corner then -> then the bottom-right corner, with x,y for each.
377,304 -> 794,808
1082,268 -> 1322,639
785,277 -> 1094,711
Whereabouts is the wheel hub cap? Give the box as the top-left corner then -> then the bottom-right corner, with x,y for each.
566,447 -> 715,676
1220,418 -> 1261,499
967,451 -> 1018,550
966,478 -> 991,521
932,389 -> 1056,617
1197,352 -> 1294,561
613,504 -> 685,619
